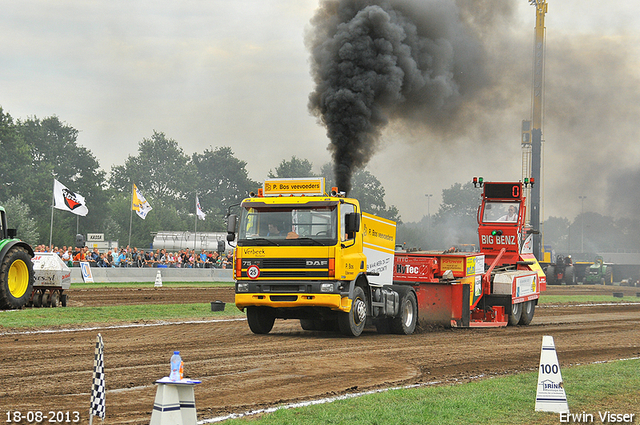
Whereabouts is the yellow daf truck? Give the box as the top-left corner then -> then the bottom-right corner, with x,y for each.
226,177 -> 411,337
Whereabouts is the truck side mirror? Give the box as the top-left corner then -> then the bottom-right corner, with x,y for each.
345,213 -> 361,237
226,214 -> 237,242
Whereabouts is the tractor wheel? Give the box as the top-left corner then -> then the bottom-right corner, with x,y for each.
0,246 -> 34,310
390,289 -> 418,335
60,293 -> 68,307
246,307 -> 275,334
604,268 -> 613,285
564,266 -> 576,285
508,301 -> 522,326
518,300 -> 536,325
545,265 -> 557,285
338,286 -> 368,337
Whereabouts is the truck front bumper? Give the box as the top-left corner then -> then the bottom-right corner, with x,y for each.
235,292 -> 351,312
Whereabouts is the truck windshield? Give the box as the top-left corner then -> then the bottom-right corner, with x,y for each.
482,201 -> 520,223
238,205 -> 337,245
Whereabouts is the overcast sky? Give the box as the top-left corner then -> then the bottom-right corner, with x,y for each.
2,0 -> 639,223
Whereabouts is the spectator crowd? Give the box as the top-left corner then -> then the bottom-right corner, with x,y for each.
34,245 -> 234,269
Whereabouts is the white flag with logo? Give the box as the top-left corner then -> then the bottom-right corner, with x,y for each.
53,179 -> 88,216
132,184 -> 152,219
196,196 -> 206,220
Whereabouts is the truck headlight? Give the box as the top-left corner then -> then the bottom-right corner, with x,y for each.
320,283 -> 334,293
237,283 -> 249,292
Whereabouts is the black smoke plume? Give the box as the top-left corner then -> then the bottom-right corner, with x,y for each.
306,0 -> 490,193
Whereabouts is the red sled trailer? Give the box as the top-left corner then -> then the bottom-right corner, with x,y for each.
393,180 -> 546,328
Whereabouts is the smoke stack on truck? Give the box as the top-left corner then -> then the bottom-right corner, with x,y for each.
227,177 -> 546,336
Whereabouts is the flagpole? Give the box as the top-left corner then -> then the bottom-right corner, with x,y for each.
49,179 -> 55,248
194,195 -> 198,251
128,183 -> 134,247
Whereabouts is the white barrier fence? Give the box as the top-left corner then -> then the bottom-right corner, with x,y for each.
70,267 -> 234,283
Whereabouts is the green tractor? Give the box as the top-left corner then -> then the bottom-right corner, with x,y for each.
583,256 -> 613,285
0,206 -> 35,309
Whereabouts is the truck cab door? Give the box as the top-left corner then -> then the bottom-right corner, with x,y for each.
338,203 -> 364,282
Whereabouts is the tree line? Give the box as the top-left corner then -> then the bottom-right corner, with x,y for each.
0,108 -> 399,249
397,182 -> 640,258
2,106 -> 637,256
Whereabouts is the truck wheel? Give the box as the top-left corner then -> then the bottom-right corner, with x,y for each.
0,246 -> 34,310
518,300 -> 536,325
338,286 -> 367,337
508,302 -> 522,326
246,307 -> 275,334
390,290 -> 417,335
300,319 -> 315,330
374,318 -> 392,334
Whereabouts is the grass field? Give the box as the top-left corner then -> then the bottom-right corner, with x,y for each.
2,282 -> 638,330
3,282 -> 638,423
221,359 -> 640,425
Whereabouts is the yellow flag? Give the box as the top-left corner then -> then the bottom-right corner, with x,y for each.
132,184 -> 152,219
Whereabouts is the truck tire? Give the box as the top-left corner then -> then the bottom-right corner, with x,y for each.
301,319 -> 338,332
390,289 -> 417,335
508,301 -> 522,326
300,319 -> 318,331
518,300 -> 536,325
246,307 -> 275,334
374,318 -> 392,334
338,286 -> 367,337
0,246 -> 34,310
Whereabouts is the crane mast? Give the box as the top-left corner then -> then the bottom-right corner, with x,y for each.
522,0 -> 547,260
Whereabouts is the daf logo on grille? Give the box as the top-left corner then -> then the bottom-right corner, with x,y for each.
306,260 -> 328,266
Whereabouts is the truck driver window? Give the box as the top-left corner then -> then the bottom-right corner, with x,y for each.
483,202 -> 518,223
238,205 -> 337,243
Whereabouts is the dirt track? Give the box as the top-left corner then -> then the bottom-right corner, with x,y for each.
2,285 -> 639,424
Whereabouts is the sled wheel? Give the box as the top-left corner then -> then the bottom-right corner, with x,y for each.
508,301 -> 522,326
518,300 -> 536,325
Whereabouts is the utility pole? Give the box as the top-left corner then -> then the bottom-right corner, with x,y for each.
425,194 -> 433,230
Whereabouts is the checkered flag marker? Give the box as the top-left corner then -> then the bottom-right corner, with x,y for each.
89,333 -> 106,424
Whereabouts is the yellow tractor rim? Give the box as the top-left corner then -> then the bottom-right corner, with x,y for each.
8,259 -> 29,298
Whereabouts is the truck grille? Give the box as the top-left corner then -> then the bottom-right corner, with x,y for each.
240,257 -> 330,279
262,258 -> 308,268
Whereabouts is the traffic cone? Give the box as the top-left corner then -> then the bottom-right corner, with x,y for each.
154,270 -> 163,288
535,335 -> 569,413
